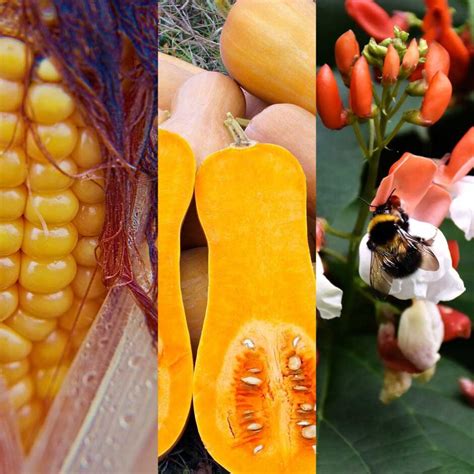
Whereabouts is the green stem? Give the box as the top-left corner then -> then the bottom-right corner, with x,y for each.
320,247 -> 348,263
469,0 -> 474,38
324,224 -> 352,240
388,91 -> 408,119
352,121 -> 370,158
372,85 -> 381,108
368,119 -> 375,156
382,118 -> 406,148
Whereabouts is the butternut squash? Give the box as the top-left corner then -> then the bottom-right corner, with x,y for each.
220,0 -> 316,114
158,52 -> 267,119
193,120 -> 316,473
246,104 -> 316,218
180,247 -> 208,358
157,129 -> 195,458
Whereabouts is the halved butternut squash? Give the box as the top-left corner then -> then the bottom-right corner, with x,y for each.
193,121 -> 316,472
157,129 -> 195,458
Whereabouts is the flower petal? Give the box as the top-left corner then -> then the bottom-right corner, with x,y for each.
397,300 -> 443,371
412,183 -> 451,226
372,153 -> 437,214
316,254 -> 343,319
449,176 -> 474,240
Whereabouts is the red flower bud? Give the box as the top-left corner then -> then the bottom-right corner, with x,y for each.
424,41 -> 450,82
402,39 -> 420,75
439,305 -> 471,341
447,240 -> 460,268
377,322 -> 421,374
335,30 -> 360,82
345,0 -> 395,41
316,65 -> 348,130
439,27 -> 470,86
420,71 -> 452,124
350,56 -> 373,118
459,378 -> 474,407
382,44 -> 400,85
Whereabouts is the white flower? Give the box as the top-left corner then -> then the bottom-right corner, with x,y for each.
316,254 -> 343,319
397,300 -> 444,371
359,218 -> 465,303
449,175 -> 474,240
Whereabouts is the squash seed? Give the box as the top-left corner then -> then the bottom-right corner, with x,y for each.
288,355 -> 302,371
241,376 -> 263,386
297,420 -> 311,426
248,368 -> 261,373
242,338 -> 255,349
247,423 -> 263,431
301,425 -> 316,439
312,445 -> 316,453
292,336 -> 300,348
300,403 -> 313,412
293,385 -> 309,391
253,444 -> 264,454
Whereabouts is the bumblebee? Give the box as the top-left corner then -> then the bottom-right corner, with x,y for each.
366,192 -> 439,294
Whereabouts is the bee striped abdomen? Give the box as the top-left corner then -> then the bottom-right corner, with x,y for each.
367,214 -> 399,246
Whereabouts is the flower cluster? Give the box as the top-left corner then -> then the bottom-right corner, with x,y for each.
345,0 -> 473,89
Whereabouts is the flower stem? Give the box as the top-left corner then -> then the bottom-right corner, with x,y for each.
320,247 -> 348,263
352,121 -> 370,158
324,223 -> 352,240
388,90 -> 408,119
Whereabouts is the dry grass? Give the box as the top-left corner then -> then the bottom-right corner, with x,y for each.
158,3 -> 231,473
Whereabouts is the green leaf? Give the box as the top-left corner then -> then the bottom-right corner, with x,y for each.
317,333 -> 474,473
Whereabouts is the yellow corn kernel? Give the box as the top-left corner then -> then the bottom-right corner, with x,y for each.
22,221 -> 78,259
0,218 -> 24,256
0,37 -> 31,81
0,186 -> 27,220
0,148 -> 27,187
71,266 -> 106,300
0,253 -> 21,290
70,108 -> 86,127
25,189 -> 79,225
71,127 -> 102,167
26,84 -> 75,125
0,78 -> 24,112
28,158 -> 77,192
0,285 -> 19,321
19,286 -> 73,320
0,323 -> 32,363
0,113 -> 25,150
30,328 -> 69,367
5,309 -> 57,342
20,254 -> 77,294
73,202 -> 105,236
59,297 -> 101,331
8,375 -> 34,409
17,400 -> 43,434
34,364 -> 69,399
37,58 -> 61,82
72,236 -> 100,267
26,120 -> 78,162
71,169 -> 105,204
0,359 -> 29,386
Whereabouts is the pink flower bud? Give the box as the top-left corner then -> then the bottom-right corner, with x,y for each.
419,71 -> 452,125
350,56 -> 373,118
402,39 -> 420,75
335,30 -> 360,83
382,44 -> 400,85
438,305 -> 471,341
459,378 -> 474,407
447,240 -> 460,268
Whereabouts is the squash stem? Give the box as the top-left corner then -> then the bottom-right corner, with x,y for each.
224,112 -> 254,148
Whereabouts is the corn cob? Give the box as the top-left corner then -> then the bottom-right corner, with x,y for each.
0,35 -> 107,450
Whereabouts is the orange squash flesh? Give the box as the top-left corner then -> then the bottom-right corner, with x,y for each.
194,141 -> 316,473
220,0 -> 316,114
157,129 -> 195,458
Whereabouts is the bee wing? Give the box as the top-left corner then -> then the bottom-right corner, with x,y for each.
400,229 -> 440,272
369,250 -> 394,294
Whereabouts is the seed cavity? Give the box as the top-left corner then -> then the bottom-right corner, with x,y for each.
253,444 -> 264,454
301,424 -> 316,440
242,338 -> 255,349
241,376 -> 263,386
300,403 -> 313,412
288,355 -> 302,371
247,423 -> 263,431
293,385 -> 309,392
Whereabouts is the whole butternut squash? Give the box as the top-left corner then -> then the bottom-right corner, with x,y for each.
193,120 -> 316,473
220,0 -> 316,114
157,129 -> 195,458
158,52 -> 267,119
246,104 -> 316,218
